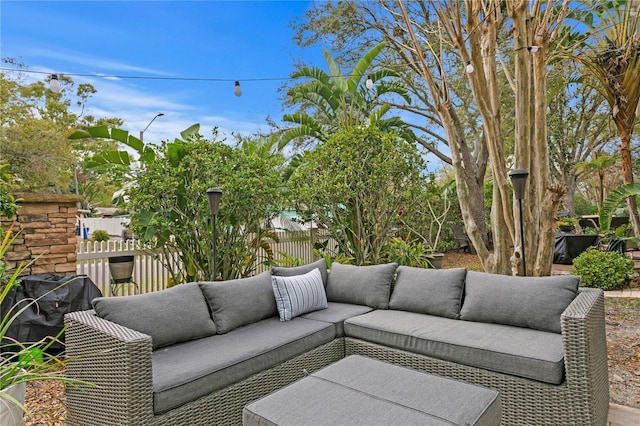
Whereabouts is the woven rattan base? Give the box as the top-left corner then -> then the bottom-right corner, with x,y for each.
345,337 -> 603,426
65,318 -> 344,426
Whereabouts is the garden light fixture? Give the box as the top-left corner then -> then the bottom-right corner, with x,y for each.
509,169 -> 529,276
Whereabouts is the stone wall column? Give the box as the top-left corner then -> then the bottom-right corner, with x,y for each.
1,193 -> 83,276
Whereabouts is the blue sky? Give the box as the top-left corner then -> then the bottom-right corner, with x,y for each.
1,0 -> 324,143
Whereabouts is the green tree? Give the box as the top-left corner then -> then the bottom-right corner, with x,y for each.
577,153 -> 620,210
575,2 -> 640,236
292,1 -> 599,276
289,126 -> 426,265
1,59 -> 121,197
281,42 -> 414,148
120,126 -> 286,282
547,64 -> 617,213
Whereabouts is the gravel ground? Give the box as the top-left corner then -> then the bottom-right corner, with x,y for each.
604,297 -> 640,408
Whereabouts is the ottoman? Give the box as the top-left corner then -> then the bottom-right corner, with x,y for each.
243,355 -> 501,426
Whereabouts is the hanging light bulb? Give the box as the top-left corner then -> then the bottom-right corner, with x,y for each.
49,74 -> 61,93
234,81 -> 242,97
527,46 -> 540,53
365,75 -> 374,89
465,61 -> 474,74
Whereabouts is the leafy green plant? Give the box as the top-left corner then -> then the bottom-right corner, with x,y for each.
600,183 -> 640,235
571,247 -> 635,291
272,252 -> 305,268
312,249 -> 355,268
381,237 -> 436,269
556,216 -> 579,231
91,230 -> 110,242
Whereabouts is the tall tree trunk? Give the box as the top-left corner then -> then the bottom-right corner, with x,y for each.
618,129 -> 640,236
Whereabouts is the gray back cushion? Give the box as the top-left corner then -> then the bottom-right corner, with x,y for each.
92,283 -> 216,349
389,267 -> 466,319
272,259 -> 328,287
198,271 -> 277,334
460,270 -> 580,333
326,263 -> 397,309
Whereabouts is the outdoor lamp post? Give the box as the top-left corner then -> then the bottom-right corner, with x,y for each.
206,188 -> 223,281
140,112 -> 164,143
509,169 -> 529,276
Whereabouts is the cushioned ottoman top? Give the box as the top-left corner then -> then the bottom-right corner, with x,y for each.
243,355 -> 501,426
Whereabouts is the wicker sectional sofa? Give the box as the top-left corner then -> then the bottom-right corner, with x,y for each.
64,260 -> 609,425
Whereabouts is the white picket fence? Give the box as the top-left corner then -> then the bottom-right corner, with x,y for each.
77,229 -> 332,296
76,240 -> 176,296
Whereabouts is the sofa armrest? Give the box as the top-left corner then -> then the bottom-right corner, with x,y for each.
64,310 -> 154,426
560,287 -> 610,425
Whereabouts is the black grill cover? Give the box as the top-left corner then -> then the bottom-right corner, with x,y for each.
1,274 -> 102,350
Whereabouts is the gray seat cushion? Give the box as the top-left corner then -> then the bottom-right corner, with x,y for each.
345,310 -> 565,384
326,262 -> 397,309
389,266 -> 466,319
300,302 -> 373,336
461,270 -> 579,333
92,282 -> 216,350
198,271 -> 277,334
244,355 -> 501,426
152,317 -> 335,414
272,259 -> 328,287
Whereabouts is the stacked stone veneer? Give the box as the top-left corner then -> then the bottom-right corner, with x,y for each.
1,193 -> 83,276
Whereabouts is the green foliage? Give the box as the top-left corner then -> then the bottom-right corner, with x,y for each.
272,252 -> 305,267
0,165 -> 19,219
2,59 -> 120,196
381,237 -> 435,269
281,42 -> 415,148
574,194 -> 599,215
571,247 -> 635,291
289,126 -> 426,265
600,183 -> 640,235
312,249 -> 355,268
127,128 -> 286,282
91,230 -> 110,242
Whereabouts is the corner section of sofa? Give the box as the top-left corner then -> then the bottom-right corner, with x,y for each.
345,287 -> 609,426
64,309 -> 345,426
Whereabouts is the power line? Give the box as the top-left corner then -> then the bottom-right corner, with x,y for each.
0,67 -> 291,82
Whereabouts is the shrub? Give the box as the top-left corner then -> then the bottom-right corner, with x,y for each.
92,230 -> 110,242
571,247 -> 635,291
382,237 -> 435,268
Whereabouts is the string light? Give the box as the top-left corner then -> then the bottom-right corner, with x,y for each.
1,68 -> 387,92
49,74 -> 61,93
234,81 -> 242,97
465,61 -> 474,74
365,75 -> 374,89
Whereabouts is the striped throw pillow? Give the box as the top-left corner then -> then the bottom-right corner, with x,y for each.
271,268 -> 328,321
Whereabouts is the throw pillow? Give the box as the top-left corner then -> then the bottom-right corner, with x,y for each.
271,268 -> 328,321
272,258 -> 329,287
389,267 -> 467,319
326,262 -> 397,309
92,282 -> 216,350
460,270 -> 580,333
198,271 -> 277,334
